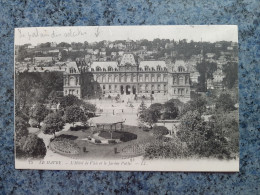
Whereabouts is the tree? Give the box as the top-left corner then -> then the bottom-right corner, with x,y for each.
142,108 -> 159,127
180,96 -> 206,117
22,134 -> 46,159
15,117 -> 29,139
42,112 -> 65,137
29,103 -> 49,126
138,101 -> 147,120
64,105 -> 86,126
196,60 -> 217,91
215,93 -> 235,112
163,99 -> 179,119
223,62 -> 238,89
59,95 -> 81,110
82,102 -> 96,117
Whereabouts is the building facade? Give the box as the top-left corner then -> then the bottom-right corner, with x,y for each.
63,52 -> 191,102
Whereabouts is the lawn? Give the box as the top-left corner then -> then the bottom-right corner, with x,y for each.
56,125 -> 157,159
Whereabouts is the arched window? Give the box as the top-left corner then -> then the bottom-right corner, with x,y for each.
108,66 -> 113,71
96,66 -> 101,71
139,68 -> 143,71
91,68 -> 94,71
145,66 -> 149,71
157,66 -> 162,71
108,75 -> 112,82
151,74 -> 155,82
164,67 -> 167,71
179,76 -> 184,85
102,75 -> 106,82
157,74 -> 161,82
70,77 -> 76,86
152,67 -> 155,71
103,68 -> 106,72
115,68 -> 118,71
114,75 -> 119,82
139,74 -> 143,82
145,75 -> 149,82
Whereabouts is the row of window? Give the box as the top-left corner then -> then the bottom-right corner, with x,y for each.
93,66 -> 168,72
96,74 -> 168,83
101,84 -> 168,91
64,89 -> 80,95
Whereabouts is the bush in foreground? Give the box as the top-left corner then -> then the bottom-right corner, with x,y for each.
152,126 -> 169,137
22,134 -> 46,159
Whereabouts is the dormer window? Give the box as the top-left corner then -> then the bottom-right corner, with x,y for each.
96,66 -> 101,71
108,66 -> 113,71
145,66 -> 149,71
178,66 -> 185,72
103,68 -> 106,72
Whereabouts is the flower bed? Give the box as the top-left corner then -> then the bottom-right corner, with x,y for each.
50,139 -> 80,155
121,139 -> 153,156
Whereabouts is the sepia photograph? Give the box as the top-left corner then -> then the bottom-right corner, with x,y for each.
14,25 -> 239,171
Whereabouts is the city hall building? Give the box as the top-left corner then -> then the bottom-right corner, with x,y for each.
63,52 -> 191,103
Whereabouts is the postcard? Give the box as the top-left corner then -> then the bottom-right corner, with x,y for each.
14,25 -> 239,171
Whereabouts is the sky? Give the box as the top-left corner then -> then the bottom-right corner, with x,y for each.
15,25 -> 238,46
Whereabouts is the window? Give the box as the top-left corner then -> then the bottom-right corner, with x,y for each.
103,85 -> 106,90
91,68 -> 94,71
157,74 -> 161,82
151,75 -> 155,82
139,68 -> 143,71
103,68 -> 106,72
102,76 -> 106,82
164,67 -> 167,71
178,66 -> 185,72
145,75 -> 149,82
145,66 -> 149,71
179,76 -> 184,85
109,85 -> 111,90
139,75 -> 143,82
152,67 -> 155,71
96,66 -> 101,71
108,66 -> 113,71
157,66 -> 162,71
114,75 -> 118,82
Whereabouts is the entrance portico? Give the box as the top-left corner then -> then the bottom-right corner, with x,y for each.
120,85 -> 137,95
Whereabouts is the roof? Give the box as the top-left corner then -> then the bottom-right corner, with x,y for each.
120,53 -> 136,66
170,60 -> 189,72
65,62 -> 80,74
34,57 -> 53,61
89,115 -> 124,125
91,61 -> 118,70
139,61 -> 166,69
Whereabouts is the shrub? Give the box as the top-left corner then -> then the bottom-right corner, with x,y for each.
29,118 -> 39,128
95,139 -> 101,144
142,127 -> 150,132
108,139 -> 116,144
120,132 -> 137,142
22,134 -> 46,159
70,125 -> 88,131
152,126 -> 169,136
